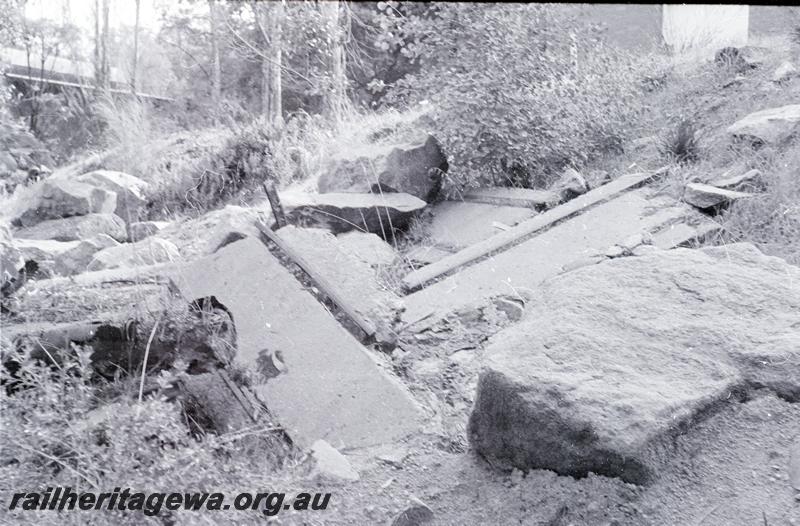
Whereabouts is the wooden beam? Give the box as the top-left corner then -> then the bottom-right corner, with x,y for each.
254,221 -> 378,340
401,167 -> 668,291
262,181 -> 287,229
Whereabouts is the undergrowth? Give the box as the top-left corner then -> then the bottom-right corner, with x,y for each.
0,343 -> 312,525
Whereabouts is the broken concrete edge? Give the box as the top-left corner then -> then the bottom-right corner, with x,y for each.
401,166 -> 670,292
254,221 -> 381,343
467,367 -> 752,485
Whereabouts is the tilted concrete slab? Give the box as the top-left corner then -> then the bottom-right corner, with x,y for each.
426,201 -> 536,249
171,236 -> 423,449
401,189 -> 690,327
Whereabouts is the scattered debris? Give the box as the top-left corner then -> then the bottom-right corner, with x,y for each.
771,61 -> 797,83
553,167 -> 589,202
709,168 -> 764,192
683,182 -> 755,210
311,440 -> 360,482
390,497 -> 434,526
727,104 -> 800,145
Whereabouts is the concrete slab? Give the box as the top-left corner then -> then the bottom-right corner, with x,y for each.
426,201 -> 535,249
402,169 -> 665,290
171,236 -> 422,449
401,189 -> 690,326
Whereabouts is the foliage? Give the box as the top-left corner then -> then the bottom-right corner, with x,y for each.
660,119 -> 700,164
0,342 -> 309,525
381,3 -> 662,190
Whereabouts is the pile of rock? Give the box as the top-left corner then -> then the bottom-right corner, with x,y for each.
0,119 -> 54,193
7,170 -> 178,279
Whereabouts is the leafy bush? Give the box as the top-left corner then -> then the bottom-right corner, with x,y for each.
382,3 -> 663,190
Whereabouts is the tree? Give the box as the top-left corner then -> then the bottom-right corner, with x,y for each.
254,0 -> 283,127
131,0 -> 140,93
320,0 -> 346,118
208,0 -> 221,116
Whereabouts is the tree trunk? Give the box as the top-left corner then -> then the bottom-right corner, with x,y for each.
101,0 -> 110,93
94,0 -> 101,87
321,0 -> 346,120
208,0 -> 221,119
131,0 -> 140,93
256,1 -> 283,127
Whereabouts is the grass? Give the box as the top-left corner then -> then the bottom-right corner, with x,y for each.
583,32 -> 800,266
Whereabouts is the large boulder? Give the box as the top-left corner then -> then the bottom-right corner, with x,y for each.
468,244 -> 800,484
283,192 -> 426,236
129,221 -> 169,242
16,179 -> 117,227
14,213 -> 127,242
317,134 -> 447,203
73,170 -> 149,221
87,237 -> 180,271
727,104 -> 800,145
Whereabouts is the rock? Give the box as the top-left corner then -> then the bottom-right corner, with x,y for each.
709,169 -> 764,192
74,170 -> 149,221
1,223 -> 24,295
727,104 -> 800,145
14,213 -> 127,242
772,61 -> 798,82
16,178 -> 117,227
15,238 -> 81,277
317,134 -> 447,203
282,192 -> 427,237
468,244 -> 800,484
311,440 -> 359,481
335,231 -> 396,267
391,498 -> 434,526
492,297 -> 525,321
55,234 -> 120,276
87,237 -> 180,271
683,182 -> 755,210
129,221 -> 168,242
157,205 -> 271,259
553,167 -> 589,202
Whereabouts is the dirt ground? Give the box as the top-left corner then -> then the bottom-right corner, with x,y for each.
296,391 -> 798,526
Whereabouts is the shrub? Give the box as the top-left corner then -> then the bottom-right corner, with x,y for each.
383,3 -> 662,191
661,119 -> 701,164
